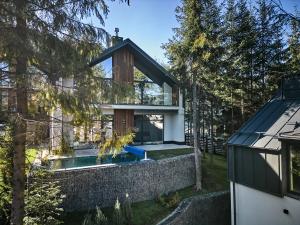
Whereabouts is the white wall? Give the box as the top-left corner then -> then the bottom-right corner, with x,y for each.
164,90 -> 185,142
231,182 -> 300,225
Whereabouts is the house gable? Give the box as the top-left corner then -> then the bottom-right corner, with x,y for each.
89,38 -> 177,87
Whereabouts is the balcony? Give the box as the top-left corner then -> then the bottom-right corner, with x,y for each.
99,78 -> 178,106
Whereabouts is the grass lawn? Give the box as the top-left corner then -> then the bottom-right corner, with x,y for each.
147,148 -> 193,160
62,153 -> 228,225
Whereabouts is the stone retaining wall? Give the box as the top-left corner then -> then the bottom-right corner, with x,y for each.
157,191 -> 230,225
52,154 -> 195,211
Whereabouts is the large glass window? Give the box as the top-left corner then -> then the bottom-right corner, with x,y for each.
289,144 -> 300,195
134,114 -> 163,144
134,67 -> 164,105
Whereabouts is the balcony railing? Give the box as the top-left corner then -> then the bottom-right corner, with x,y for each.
99,78 -> 178,106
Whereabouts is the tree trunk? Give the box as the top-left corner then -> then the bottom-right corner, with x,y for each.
192,73 -> 202,191
11,0 -> 28,224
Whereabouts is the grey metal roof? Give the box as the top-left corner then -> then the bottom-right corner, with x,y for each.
89,38 -> 177,86
228,77 -> 300,150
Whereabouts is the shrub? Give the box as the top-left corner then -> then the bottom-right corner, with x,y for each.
0,125 -> 13,225
82,214 -> 93,225
112,198 -> 124,225
24,169 -> 64,225
166,192 -> 180,208
156,192 -> 181,209
156,194 -> 167,207
123,194 -> 133,225
95,206 -> 108,225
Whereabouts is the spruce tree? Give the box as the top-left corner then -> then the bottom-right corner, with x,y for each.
255,0 -> 286,100
0,1 -> 129,224
287,10 -> 300,75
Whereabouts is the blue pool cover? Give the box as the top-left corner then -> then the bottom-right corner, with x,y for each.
124,145 -> 145,157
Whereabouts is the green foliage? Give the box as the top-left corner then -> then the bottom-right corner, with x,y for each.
113,198 -> 124,225
99,132 -> 135,158
82,214 -> 93,225
0,125 -> 14,225
53,136 -> 74,156
156,192 -> 181,209
123,194 -> 133,225
164,0 -> 294,139
95,207 -> 109,225
24,169 -> 64,225
287,10 -> 300,75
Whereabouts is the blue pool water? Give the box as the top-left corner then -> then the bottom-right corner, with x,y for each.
48,153 -> 145,170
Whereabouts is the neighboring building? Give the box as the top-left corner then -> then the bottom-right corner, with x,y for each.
227,76 -> 300,225
50,34 -> 185,148
0,66 -> 49,144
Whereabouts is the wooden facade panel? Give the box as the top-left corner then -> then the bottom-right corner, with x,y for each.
172,85 -> 178,106
114,109 -> 134,136
112,48 -> 134,84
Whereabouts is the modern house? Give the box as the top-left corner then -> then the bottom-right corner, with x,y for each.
50,33 -> 185,148
227,76 -> 300,225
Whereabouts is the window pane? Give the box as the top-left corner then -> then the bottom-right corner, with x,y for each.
134,115 -> 163,144
290,145 -> 300,194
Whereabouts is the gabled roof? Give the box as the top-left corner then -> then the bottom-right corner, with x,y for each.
228,76 -> 300,150
89,38 -> 177,86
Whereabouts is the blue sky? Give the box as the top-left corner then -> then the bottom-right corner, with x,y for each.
92,0 -> 300,64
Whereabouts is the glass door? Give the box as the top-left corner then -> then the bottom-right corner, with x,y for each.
134,114 -> 163,144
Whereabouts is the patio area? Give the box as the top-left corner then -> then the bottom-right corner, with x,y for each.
73,144 -> 192,157
138,144 -> 192,151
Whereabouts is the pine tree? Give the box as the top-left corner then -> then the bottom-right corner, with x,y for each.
0,1 -> 129,224
255,0 -> 286,100
95,207 -> 108,225
112,198 -> 124,225
287,10 -> 300,75
123,194 -> 133,225
163,0 -> 225,189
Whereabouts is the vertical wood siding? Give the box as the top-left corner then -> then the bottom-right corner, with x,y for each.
114,109 -> 134,135
112,47 -> 134,84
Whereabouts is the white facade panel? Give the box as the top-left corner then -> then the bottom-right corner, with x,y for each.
231,182 -> 300,225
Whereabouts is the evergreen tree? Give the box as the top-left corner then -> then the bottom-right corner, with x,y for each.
94,207 -> 108,225
112,198 -> 124,225
0,1 -> 129,224
123,194 -> 133,225
255,0 -> 286,99
287,10 -> 300,75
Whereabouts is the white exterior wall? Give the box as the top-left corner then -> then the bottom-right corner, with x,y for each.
163,90 -> 185,143
231,182 -> 300,225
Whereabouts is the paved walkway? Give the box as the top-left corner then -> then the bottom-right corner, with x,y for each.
137,144 -> 192,151
73,144 -> 192,157
39,144 -> 193,161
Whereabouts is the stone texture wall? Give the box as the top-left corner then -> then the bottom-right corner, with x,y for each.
157,191 -> 230,225
52,154 -> 195,211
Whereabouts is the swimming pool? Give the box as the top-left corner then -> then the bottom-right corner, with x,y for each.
47,153 -> 145,170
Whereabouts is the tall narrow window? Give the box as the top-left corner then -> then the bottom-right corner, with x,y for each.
289,144 -> 300,195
